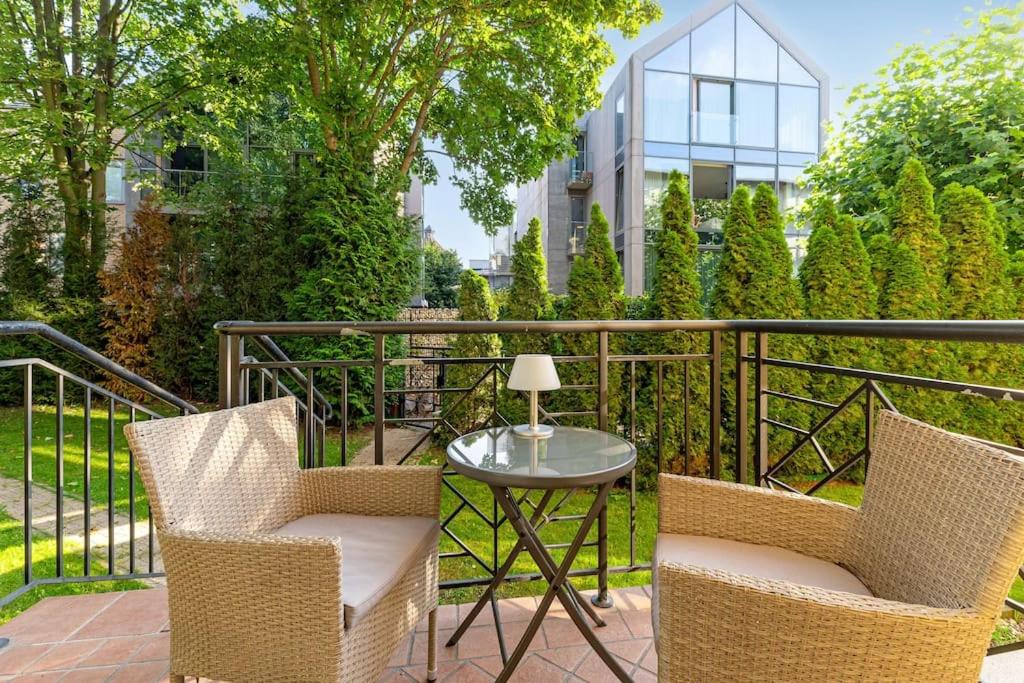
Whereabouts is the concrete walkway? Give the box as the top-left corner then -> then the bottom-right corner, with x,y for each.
0,476 -> 162,577
352,427 -> 431,466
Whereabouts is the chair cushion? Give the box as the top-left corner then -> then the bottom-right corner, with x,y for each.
652,533 -> 872,638
274,513 -> 439,629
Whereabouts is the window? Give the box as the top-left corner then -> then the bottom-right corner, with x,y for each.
735,82 -> 775,148
614,167 -> 625,232
643,157 -> 689,230
644,71 -> 688,143
734,164 -> 775,192
571,134 -> 587,176
570,194 -> 587,225
736,8 -> 777,82
694,80 -> 734,145
779,165 -> 810,212
691,7 -> 734,78
779,48 -> 817,86
779,86 -> 818,153
646,34 -> 689,73
615,94 -> 625,150
105,161 -> 124,203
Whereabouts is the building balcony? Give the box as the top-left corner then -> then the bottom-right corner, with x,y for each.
569,164 -> 593,187
0,320 -> 1021,682
691,111 -> 738,146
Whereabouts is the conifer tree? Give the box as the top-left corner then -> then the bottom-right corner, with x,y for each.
447,270 -> 501,430
939,183 -> 1017,441
100,198 -> 171,398
940,183 -> 1014,320
641,171 -> 708,477
799,212 -> 878,474
502,217 -> 553,355
890,158 -> 946,301
561,204 -> 625,428
711,186 -> 764,319
866,233 -> 893,296
752,183 -> 803,318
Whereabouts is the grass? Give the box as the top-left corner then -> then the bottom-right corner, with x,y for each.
0,507 -> 145,624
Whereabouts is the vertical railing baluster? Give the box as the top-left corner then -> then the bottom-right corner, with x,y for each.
864,387 -> 875,478
597,331 -> 608,431
341,367 -> 348,467
23,364 -> 33,586
318,402 -> 326,468
683,361 -> 690,476
736,331 -> 749,484
128,407 -> 137,574
259,370 -> 266,402
629,360 -> 636,567
754,332 -> 769,486
305,370 -> 315,468
656,360 -> 664,474
83,387 -> 91,576
373,334 -> 385,466
108,398 -> 116,575
272,369 -> 280,399
218,332 -> 244,409
595,330 -> 610,607
56,374 -> 64,577
710,331 -> 722,480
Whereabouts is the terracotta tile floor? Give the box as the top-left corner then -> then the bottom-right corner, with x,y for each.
0,586 -> 1018,682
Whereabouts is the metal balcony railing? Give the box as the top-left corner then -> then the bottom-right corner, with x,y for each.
692,111 -> 738,145
568,222 -> 587,256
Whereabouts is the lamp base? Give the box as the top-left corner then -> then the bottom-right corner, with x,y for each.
512,423 -> 554,438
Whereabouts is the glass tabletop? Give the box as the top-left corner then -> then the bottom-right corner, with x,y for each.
446,427 -> 636,489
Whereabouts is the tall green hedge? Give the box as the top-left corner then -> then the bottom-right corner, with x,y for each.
642,171 -> 709,480
560,204 -> 625,428
891,158 -> 946,302
446,270 -> 501,431
502,216 -> 553,356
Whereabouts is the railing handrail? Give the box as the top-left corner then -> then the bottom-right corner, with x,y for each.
214,319 -> 1024,343
0,321 -> 198,414
247,334 -> 333,418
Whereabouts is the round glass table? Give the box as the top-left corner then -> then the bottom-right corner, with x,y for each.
445,426 -> 637,683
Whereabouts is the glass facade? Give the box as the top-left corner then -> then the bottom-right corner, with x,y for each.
615,94 -> 625,150
614,167 -> 625,232
105,161 -> 124,203
636,1 -> 822,291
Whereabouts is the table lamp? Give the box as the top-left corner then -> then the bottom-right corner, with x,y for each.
507,354 -> 560,438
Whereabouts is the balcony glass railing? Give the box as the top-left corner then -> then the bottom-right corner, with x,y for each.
567,156 -> 593,188
692,111 -> 738,145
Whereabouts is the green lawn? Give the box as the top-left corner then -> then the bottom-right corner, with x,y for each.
0,507 -> 145,624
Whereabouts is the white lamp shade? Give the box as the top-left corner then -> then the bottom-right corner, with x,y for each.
507,354 -> 561,391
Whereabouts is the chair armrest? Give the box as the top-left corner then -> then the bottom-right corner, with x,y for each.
658,474 -> 856,563
656,562 -> 992,683
159,529 -> 344,680
300,465 -> 442,517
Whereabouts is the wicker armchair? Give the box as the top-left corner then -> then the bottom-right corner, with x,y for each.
125,397 -> 442,683
654,410 -> 1024,682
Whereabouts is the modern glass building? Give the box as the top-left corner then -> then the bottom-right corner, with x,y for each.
515,0 -> 828,297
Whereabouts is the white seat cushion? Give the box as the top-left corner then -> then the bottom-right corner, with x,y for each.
274,513 -> 439,628
652,533 -> 871,638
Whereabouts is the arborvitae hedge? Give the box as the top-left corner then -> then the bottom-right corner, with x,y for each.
752,183 -> 803,319
939,183 -> 1019,442
866,233 -> 893,296
642,171 -> 709,481
560,204 -> 624,428
891,158 -> 946,302
502,216 -> 552,356
711,187 -> 763,320
799,208 -> 878,479
446,270 -> 501,430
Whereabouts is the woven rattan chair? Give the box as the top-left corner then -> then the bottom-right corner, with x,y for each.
125,397 -> 442,683
653,410 -> 1024,682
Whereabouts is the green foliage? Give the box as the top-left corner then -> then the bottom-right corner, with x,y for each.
0,0 -> 238,296
710,187 -> 762,320
247,0 -> 660,234
940,184 -> 1014,320
799,209 -> 878,479
0,184 -> 59,302
560,204 -> 625,428
890,159 -> 946,301
640,172 -> 708,481
423,242 -> 463,309
866,233 -> 893,297
805,4 -> 1024,250
446,270 -> 502,431
502,217 -> 553,356
752,183 -> 803,319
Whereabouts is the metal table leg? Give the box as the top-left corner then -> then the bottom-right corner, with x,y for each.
491,483 -> 631,683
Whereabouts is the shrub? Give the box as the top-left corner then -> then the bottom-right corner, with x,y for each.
501,217 -> 553,356
445,270 -> 501,431
890,158 -> 946,302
